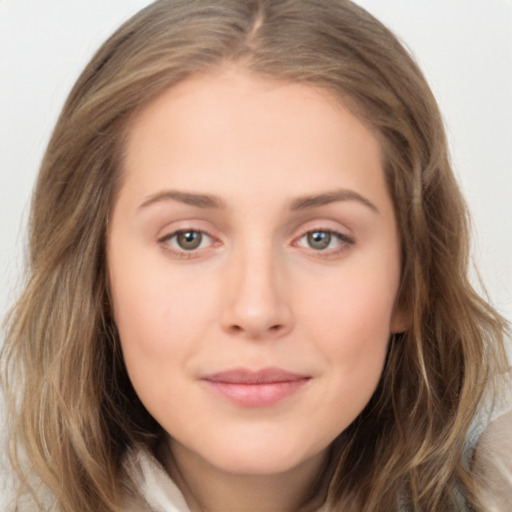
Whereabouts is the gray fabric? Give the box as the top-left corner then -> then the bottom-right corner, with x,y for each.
472,409 -> 512,512
464,371 -> 512,467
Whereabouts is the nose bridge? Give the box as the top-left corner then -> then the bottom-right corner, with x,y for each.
221,237 -> 292,338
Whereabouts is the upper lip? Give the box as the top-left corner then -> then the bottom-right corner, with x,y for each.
202,367 -> 310,384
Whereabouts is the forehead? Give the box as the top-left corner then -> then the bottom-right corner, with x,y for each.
119,67 -> 388,211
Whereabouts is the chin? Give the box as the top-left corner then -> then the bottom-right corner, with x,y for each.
195,431 -> 326,476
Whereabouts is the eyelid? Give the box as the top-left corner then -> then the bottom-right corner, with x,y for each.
157,225 -> 221,259
291,222 -> 355,258
294,229 -> 354,247
292,219 -> 354,242
155,220 -> 355,260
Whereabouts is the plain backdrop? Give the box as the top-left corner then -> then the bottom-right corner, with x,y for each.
0,1 -> 511,502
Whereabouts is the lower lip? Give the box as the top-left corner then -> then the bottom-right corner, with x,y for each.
202,379 -> 310,407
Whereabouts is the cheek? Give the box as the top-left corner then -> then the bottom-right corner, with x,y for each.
108,253 -> 227,417
110,251 -> 213,347
109,272 -> 203,422
321,287 -> 391,385
108,256 -> 191,386
304,266 -> 398,351
299,260 -> 399,415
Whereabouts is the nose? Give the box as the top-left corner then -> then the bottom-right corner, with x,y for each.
220,245 -> 293,340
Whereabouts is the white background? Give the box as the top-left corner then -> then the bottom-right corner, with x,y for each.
0,0 -> 511,505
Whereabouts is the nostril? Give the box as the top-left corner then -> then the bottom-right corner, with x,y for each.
227,323 -> 285,336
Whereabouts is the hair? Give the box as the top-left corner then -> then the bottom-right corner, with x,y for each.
1,1 -> 509,511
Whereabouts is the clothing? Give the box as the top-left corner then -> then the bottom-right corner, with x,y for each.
469,372 -> 512,512
123,446 -> 329,512
472,409 -> 512,511
122,379 -> 512,512
123,448 -> 191,512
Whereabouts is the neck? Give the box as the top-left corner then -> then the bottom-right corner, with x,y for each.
162,439 -> 328,512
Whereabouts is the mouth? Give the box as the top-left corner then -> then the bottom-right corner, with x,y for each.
201,368 -> 311,407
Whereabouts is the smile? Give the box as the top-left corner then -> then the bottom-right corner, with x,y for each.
201,368 -> 312,407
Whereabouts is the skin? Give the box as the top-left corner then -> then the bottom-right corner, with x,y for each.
108,67 -> 407,512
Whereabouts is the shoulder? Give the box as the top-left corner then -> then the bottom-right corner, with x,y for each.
469,369 -> 512,510
465,368 -> 512,458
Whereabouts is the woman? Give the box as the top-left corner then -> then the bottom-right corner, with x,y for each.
1,1 -> 510,511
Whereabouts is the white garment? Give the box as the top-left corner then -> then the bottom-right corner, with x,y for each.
469,372 -> 512,512
123,447 -> 191,512
122,379 -> 512,512
463,372 -> 512,467
123,448 -> 329,512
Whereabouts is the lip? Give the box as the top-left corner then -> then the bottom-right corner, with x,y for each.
201,368 -> 311,407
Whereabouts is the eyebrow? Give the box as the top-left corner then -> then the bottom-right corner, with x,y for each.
138,188 -> 379,214
139,190 -> 226,210
290,189 -> 379,214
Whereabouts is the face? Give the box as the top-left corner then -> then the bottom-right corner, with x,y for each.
108,68 -> 406,477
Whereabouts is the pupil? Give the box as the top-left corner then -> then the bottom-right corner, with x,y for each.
307,231 -> 331,250
177,231 -> 202,250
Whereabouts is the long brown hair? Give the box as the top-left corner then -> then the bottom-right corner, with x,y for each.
1,1 -> 509,510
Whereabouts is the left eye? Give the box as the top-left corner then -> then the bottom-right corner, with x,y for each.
162,230 -> 212,251
296,230 -> 347,251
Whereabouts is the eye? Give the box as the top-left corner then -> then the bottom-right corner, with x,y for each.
174,230 -> 205,250
305,231 -> 333,250
295,229 -> 354,254
159,229 -> 215,255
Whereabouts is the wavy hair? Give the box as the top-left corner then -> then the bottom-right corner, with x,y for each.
1,1 -> 509,510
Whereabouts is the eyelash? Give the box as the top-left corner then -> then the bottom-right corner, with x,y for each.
158,229 -> 217,259
292,229 -> 355,261
158,227 -> 354,259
